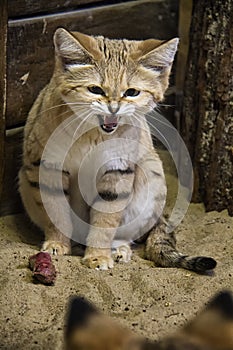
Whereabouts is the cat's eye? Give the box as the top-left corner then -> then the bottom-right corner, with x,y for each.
88,86 -> 105,96
124,88 -> 140,97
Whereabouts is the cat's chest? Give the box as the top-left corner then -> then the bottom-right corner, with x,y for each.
66,132 -> 137,175
42,122 -> 145,175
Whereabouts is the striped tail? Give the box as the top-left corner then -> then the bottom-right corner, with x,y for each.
145,221 -> 217,273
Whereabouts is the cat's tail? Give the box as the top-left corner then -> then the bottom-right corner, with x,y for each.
145,221 -> 217,273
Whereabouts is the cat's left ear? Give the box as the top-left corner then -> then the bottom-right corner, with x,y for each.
53,28 -> 102,69
136,38 -> 179,72
65,296 -> 98,339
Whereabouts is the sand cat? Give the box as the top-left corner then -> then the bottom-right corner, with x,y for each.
66,291 -> 233,350
19,28 -> 216,271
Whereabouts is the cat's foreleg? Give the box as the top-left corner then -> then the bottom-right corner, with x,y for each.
40,191 -> 72,255
83,207 -> 123,270
19,165 -> 72,255
83,169 -> 135,270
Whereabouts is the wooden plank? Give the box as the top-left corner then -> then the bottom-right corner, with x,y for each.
6,0 -> 178,128
0,0 -> 7,205
181,0 -> 233,215
8,0 -> 105,18
174,0 -> 192,188
0,128 -> 24,216
176,0 -> 192,96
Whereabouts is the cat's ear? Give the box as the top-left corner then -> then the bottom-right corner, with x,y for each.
135,38 -> 179,72
185,290 -> 233,332
65,296 -> 98,339
54,28 -> 102,69
181,291 -> 233,348
204,290 -> 233,319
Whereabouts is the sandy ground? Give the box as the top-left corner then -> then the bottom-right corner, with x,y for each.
0,167 -> 233,349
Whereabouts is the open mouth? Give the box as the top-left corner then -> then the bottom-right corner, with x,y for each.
98,115 -> 118,133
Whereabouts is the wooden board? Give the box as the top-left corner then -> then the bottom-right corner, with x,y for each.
0,128 -> 24,216
8,0 -> 105,18
7,0 -> 178,128
181,0 -> 233,215
0,0 -> 7,205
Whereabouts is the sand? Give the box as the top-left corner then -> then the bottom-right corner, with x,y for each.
0,168 -> 232,349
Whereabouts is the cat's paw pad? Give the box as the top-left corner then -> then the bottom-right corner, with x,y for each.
42,240 -> 70,256
82,256 -> 114,270
113,245 -> 132,263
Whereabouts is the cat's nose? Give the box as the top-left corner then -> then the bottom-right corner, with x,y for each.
108,101 -> 120,114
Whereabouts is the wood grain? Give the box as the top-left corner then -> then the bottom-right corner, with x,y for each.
0,128 -> 24,216
7,0 -> 178,127
181,0 -> 233,215
0,0 -> 7,205
8,0 -> 104,18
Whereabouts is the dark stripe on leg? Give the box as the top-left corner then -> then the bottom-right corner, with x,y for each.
95,191 -> 131,202
104,167 -> 134,175
28,180 -> 69,196
32,159 -> 41,166
31,160 -> 70,175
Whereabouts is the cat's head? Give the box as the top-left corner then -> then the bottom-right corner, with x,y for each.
65,296 -> 142,350
53,28 -> 178,134
65,291 -> 233,350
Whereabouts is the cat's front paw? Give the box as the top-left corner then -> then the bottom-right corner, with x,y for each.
113,244 -> 132,263
42,240 -> 71,255
82,256 -> 114,270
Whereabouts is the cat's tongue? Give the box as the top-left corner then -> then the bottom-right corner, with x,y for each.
103,115 -> 118,129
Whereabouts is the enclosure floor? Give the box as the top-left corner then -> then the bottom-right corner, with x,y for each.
0,204 -> 232,349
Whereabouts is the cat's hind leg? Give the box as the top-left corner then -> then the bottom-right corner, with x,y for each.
145,220 -> 217,273
19,166 -> 72,255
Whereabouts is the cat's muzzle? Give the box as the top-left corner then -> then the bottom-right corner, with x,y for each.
98,114 -> 118,133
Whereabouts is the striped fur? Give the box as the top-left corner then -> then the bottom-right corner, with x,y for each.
19,29 -> 216,272
65,291 -> 233,350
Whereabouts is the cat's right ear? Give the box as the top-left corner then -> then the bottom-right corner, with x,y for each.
54,28 -> 101,69
205,290 -> 233,319
181,290 -> 233,349
133,38 -> 179,73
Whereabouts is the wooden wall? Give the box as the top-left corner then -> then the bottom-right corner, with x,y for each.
1,0 -> 179,216
181,0 -> 233,215
0,0 -> 7,214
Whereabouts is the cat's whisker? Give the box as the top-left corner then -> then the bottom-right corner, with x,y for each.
147,114 -> 175,130
131,112 -> 147,129
144,121 -> 171,150
128,114 -> 142,129
35,103 -> 71,118
157,103 -> 175,108
49,110 -> 87,138
72,111 -> 94,141
36,108 -> 72,131
136,106 -> 176,130
35,101 -> 90,118
63,110 -> 90,133
66,102 -> 90,107
48,107 -> 93,141
133,112 -> 171,151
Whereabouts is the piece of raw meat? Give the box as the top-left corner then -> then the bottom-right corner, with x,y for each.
29,252 -> 56,285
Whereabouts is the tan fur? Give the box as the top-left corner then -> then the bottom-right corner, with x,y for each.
67,314 -> 142,350
19,28 -> 216,272
66,291 -> 233,350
